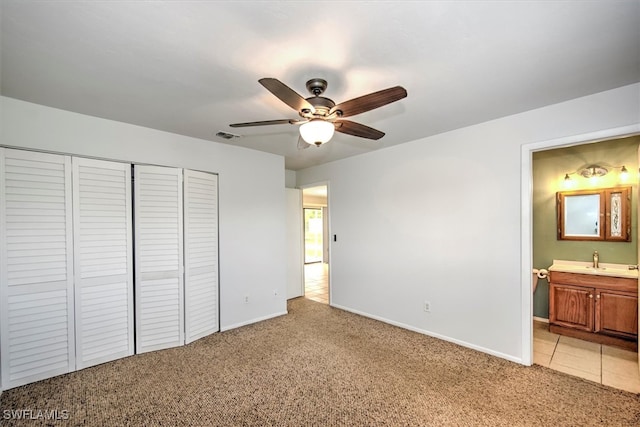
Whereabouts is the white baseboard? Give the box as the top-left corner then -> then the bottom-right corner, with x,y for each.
533,316 -> 549,323
221,311 -> 288,332
331,303 -> 523,365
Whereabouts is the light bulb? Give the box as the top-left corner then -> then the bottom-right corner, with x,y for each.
299,120 -> 335,146
563,174 -> 574,188
620,165 -> 629,182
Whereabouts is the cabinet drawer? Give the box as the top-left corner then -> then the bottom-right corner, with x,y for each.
550,271 -> 637,293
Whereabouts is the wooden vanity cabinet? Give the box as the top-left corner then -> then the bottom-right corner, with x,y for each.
549,271 -> 638,351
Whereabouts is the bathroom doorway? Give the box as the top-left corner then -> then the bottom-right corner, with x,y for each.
526,129 -> 640,392
301,184 -> 329,305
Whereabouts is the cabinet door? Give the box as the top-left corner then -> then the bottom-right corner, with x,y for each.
184,170 -> 218,344
1,149 -> 75,390
134,165 -> 184,353
73,158 -> 134,369
604,187 -> 631,241
595,290 -> 638,339
549,283 -> 594,332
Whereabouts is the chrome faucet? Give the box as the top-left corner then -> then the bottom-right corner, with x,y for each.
593,251 -> 599,269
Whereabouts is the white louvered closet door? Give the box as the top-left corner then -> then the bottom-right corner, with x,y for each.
184,170 -> 219,344
134,165 -> 184,353
72,158 -> 133,369
0,148 -> 75,390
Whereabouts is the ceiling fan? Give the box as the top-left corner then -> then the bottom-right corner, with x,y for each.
230,78 -> 407,147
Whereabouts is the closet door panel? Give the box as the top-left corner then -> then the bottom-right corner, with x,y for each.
1,148 -> 75,390
73,158 -> 133,369
184,170 -> 218,344
134,165 -> 184,353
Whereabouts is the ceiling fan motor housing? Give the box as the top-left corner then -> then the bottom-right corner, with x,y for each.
306,78 -> 328,96
301,96 -> 335,118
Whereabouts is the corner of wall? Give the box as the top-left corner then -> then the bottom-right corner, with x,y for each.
285,169 -> 297,188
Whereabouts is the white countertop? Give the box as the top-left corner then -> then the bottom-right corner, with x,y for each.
548,259 -> 639,279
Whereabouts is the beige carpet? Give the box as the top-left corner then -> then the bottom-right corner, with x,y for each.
1,298 -> 639,426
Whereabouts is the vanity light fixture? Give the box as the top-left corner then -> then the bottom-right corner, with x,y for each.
563,164 -> 629,186
579,164 -> 608,179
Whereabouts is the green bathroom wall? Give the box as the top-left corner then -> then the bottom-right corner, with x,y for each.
532,135 -> 640,319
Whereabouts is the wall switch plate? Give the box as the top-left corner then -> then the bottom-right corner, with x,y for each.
244,295 -> 249,304
424,301 -> 431,312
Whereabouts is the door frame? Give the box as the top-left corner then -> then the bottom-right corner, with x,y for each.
285,188 -> 304,299
299,181 -> 331,305
520,124 -> 640,366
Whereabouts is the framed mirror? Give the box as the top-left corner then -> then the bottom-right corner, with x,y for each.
557,186 -> 631,241
563,192 -> 603,238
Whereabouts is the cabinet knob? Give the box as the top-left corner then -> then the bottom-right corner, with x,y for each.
589,294 -> 593,298
596,294 -> 600,299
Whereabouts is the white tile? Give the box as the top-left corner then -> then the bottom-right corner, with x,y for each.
550,350 -> 601,376
602,370 -> 640,393
533,351 -> 553,368
602,346 -> 640,379
602,345 -> 637,363
550,362 -> 601,383
534,338 -> 557,356
555,336 -> 601,358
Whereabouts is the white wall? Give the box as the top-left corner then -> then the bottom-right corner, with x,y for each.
285,169 -> 297,188
296,83 -> 640,362
0,96 -> 288,331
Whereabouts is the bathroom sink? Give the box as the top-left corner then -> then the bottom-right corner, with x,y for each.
549,260 -> 639,279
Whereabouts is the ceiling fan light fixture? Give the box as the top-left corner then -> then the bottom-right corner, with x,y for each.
299,119 -> 334,146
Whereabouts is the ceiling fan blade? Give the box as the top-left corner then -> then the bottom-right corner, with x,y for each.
229,119 -> 293,128
259,78 -> 315,113
330,86 -> 407,118
334,120 -> 385,140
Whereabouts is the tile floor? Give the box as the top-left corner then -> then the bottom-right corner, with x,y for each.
533,320 -> 640,393
304,262 -> 329,304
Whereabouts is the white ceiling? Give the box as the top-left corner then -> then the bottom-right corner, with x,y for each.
1,1 -> 639,170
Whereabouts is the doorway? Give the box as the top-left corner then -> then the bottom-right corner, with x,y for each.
302,185 -> 329,304
524,126 -> 640,393
304,208 -> 323,263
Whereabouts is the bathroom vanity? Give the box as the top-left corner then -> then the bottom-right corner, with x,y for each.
548,260 -> 638,351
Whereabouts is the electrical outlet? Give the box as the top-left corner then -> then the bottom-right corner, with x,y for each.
244,295 -> 249,304
424,301 -> 431,312
274,289 -> 278,296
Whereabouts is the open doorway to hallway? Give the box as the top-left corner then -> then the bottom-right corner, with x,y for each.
302,185 -> 329,304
